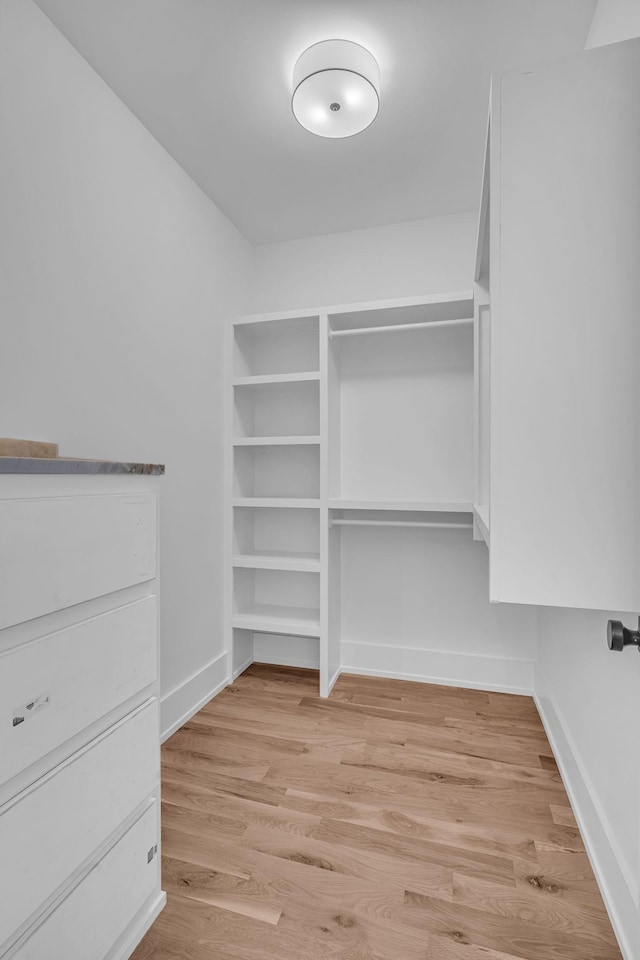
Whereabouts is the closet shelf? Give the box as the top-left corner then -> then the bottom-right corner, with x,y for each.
233,436 -> 320,446
233,313 -> 319,329
329,317 -> 473,339
232,372 -> 320,387
232,603 -> 320,638
330,519 -> 473,531
232,552 -> 320,573
233,498 -> 321,509
329,499 -> 473,513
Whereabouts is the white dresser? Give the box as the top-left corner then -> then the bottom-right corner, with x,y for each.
0,459 -> 165,960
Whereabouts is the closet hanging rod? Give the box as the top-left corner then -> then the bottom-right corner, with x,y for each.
330,519 -> 473,530
328,317 -> 473,338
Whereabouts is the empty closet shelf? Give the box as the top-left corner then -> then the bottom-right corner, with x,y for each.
232,372 -> 320,387
232,498 -> 321,508
329,499 -> 473,513
232,604 -> 320,637
232,552 -> 320,573
233,436 -> 320,446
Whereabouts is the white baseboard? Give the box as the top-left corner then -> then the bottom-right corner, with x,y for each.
160,651 -> 228,742
535,693 -> 637,960
232,656 -> 254,680
109,891 -> 166,960
341,640 -> 534,695
327,666 -> 341,695
252,653 -> 320,671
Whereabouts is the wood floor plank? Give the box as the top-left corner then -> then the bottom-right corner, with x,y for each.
244,824 -> 454,899
132,665 -> 622,960
161,855 -> 286,925
401,888 -> 619,960
451,872 -> 619,942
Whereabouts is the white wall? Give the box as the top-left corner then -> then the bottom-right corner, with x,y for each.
532,10 -> 640,960
340,527 -> 537,693
252,212 -> 478,311
0,0 -> 253,738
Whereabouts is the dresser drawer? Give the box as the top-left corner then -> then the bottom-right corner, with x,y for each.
10,800 -> 160,960
0,493 -> 157,630
0,597 -> 157,787
0,699 -> 159,950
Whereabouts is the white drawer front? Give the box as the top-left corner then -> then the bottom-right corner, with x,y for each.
0,700 -> 159,949
0,597 -> 157,787
11,800 -> 160,960
0,493 -> 157,630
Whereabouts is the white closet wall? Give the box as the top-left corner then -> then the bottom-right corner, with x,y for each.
252,212 -> 478,311
0,0 -> 253,741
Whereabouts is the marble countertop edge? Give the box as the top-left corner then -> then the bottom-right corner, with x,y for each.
0,457 -> 165,475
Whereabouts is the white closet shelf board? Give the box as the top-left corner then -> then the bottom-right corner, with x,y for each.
233,372 -> 320,387
233,436 -> 321,447
328,292 -> 474,334
232,604 -> 321,638
232,552 -> 320,573
235,292 -> 472,328
232,498 -> 321,509
329,499 -> 473,513
233,314 -> 319,333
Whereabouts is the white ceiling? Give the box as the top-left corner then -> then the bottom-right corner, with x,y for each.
35,0 -> 596,244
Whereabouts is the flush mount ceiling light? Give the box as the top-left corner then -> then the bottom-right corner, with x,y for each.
292,39 -> 380,139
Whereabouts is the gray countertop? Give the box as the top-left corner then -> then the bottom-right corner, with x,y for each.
0,457 -> 165,475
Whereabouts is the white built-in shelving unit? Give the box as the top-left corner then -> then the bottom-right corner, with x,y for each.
225,310 -> 322,686
226,291 -> 483,695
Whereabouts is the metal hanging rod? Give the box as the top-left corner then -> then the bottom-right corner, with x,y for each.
328,317 -> 473,339
329,519 -> 473,530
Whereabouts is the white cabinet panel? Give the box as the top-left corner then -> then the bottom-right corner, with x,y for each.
10,801 -> 160,960
491,39 -> 640,609
0,700 -> 158,949
0,597 -> 157,786
0,493 -> 157,629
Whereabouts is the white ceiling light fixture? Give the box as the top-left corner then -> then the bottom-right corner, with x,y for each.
292,39 -> 380,139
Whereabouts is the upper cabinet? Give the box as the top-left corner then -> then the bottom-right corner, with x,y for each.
478,38 -> 640,611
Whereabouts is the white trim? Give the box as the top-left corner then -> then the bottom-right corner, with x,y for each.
160,652 -> 228,742
232,656 -> 254,680
534,693 -> 636,960
108,891 -> 166,960
253,654 -> 320,671
341,640 -> 534,695
326,666 -> 341,696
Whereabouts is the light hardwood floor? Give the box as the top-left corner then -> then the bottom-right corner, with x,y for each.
132,663 -> 622,960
